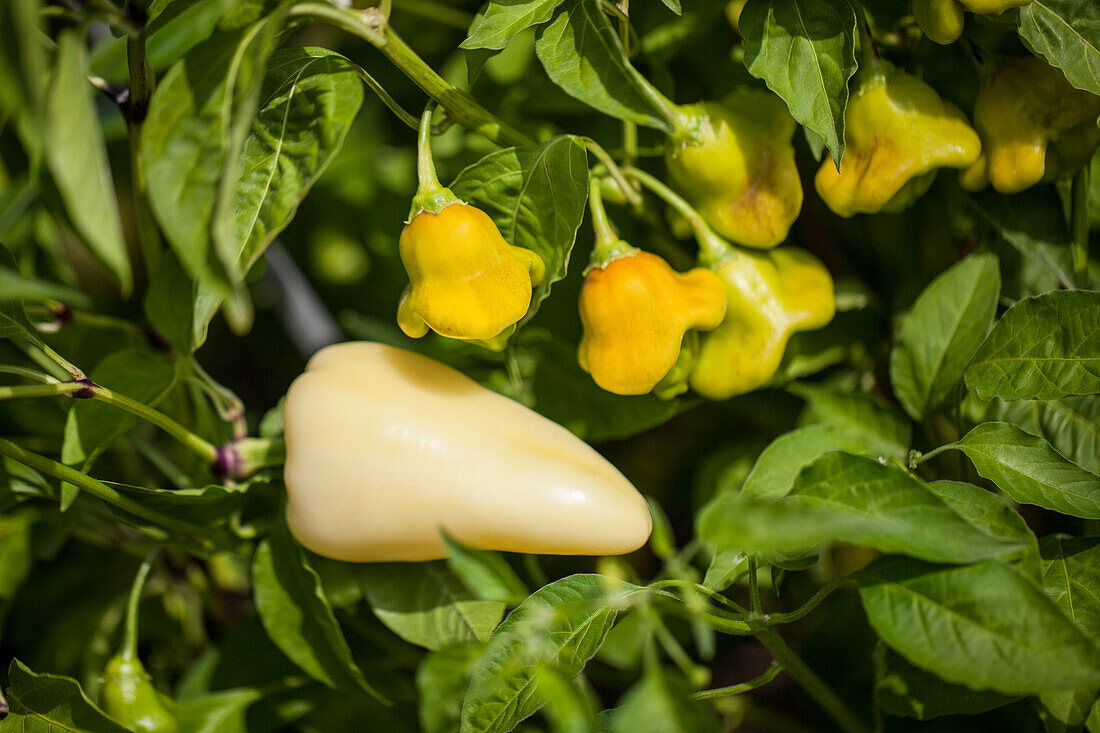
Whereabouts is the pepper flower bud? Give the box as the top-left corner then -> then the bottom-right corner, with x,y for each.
815,62 -> 981,217
960,57 -> 1100,195
283,342 -> 653,562
666,89 -> 803,249
690,247 -> 835,400
578,249 -> 727,396
397,202 -> 545,346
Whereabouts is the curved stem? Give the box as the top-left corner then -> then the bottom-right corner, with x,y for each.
694,662 -> 782,700
1071,165 -> 1091,289
0,365 -> 57,384
121,544 -> 161,661
624,166 -> 732,264
347,60 -> 419,131
91,385 -> 218,464
764,578 -> 851,626
583,139 -> 642,207
587,176 -> 636,268
408,104 -> 462,216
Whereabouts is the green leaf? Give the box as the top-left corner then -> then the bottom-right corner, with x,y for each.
534,0 -> 669,129
450,137 -> 588,325
252,527 -> 383,699
740,423 -> 879,499
965,290 -> 1100,401
145,251 -> 197,354
175,687 -> 265,733
607,666 -> 720,733
461,0 -> 564,50
925,480 -> 1038,552
859,557 -> 1100,695
701,549 -> 749,591
874,644 -> 1019,720
44,32 -> 131,295
740,0 -> 857,163
1018,0 -> 1100,97
699,452 -> 1028,563
0,511 -> 33,603
443,532 -> 529,606
970,187 -> 1075,292
534,666 -> 600,733
949,421 -> 1100,519
416,644 -> 484,733
0,268 -> 91,308
787,382 -> 912,458
890,253 -> 1001,421
104,480 -> 252,526
0,0 -> 47,161
358,562 -> 505,651
0,659 -> 128,733
459,574 -> 642,733
233,47 -> 363,272
993,395 -> 1100,474
1041,535 -> 1100,641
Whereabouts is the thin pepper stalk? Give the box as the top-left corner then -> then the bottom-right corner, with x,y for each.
1071,166 -> 1091,289
623,166 -> 732,264
585,176 -> 636,270
408,104 -> 463,217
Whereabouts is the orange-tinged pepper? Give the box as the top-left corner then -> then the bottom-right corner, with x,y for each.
578,250 -> 727,396
815,62 -> 981,217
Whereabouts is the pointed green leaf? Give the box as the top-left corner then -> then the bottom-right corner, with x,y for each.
1,659 -> 128,733
993,395 -> 1100,474
462,0 -> 564,50
788,382 -> 911,457
1018,0 -> 1100,97
607,666 -> 719,733
443,531 -> 529,606
740,423 -> 880,499
874,645 -> 1018,721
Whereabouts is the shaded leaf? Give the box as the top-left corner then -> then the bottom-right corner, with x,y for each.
992,395 -> 1100,475
144,251 -> 197,354
874,644 -> 1019,720
443,532 -> 528,606
1018,0 -> 1100,97
1,659 -> 128,732
607,666 -> 719,733
0,268 -> 91,308
416,644 -> 484,733
175,687 -> 264,733
1041,535 -> 1100,640
788,382 -> 911,457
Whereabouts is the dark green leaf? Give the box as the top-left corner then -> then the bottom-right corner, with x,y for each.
890,253 -> 1001,421
970,187 -> 1075,292
788,382 -> 911,458
459,574 -> 642,733
1018,0 -> 1100,97
924,480 -> 1039,574
740,0 -> 857,163
1,659 -> 128,732
607,666 -> 719,733
443,532 -> 528,606
0,0 -> 47,160
859,557 -> 1100,695
461,0 -> 564,50
144,252 -> 197,354
993,395 -> 1100,474
44,32 -> 131,295
104,480 -> 251,526
949,422 -> 1100,519
874,644 -> 1019,720
699,452 -> 1028,563
1041,535 -> 1100,640
965,290 -> 1100,401
0,511 -> 33,602
534,0 -> 669,129
740,423 -> 878,499
416,644 -> 484,733
252,527 -> 382,699
175,687 -> 264,733
451,136 -> 588,326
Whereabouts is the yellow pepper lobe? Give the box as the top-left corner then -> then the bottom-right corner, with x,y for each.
815,68 -> 981,218
968,57 -> 1100,194
914,0 -> 965,45
666,90 -> 803,249
577,251 -> 727,396
689,248 -> 835,400
397,203 -> 545,342
283,342 -> 653,562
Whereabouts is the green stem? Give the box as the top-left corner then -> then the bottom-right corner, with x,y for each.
587,176 -> 636,268
0,365 -> 56,383
747,556 -> 762,613
694,662 -> 781,700
763,578 -> 851,625
121,544 -> 160,661
583,139 -> 642,207
910,442 -> 955,468
349,61 -> 420,130
0,381 -> 81,400
408,104 -> 462,216
92,385 -> 219,464
756,627 -> 871,733
129,433 -> 193,489
1071,165 -> 1091,289
624,166 -> 732,264
126,19 -> 161,278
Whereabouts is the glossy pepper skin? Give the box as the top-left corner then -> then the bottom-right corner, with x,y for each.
815,63 -> 981,217
914,0 -> 1030,45
578,250 -> 726,396
102,656 -> 178,733
283,342 -> 652,562
666,89 -> 803,249
690,248 -> 835,400
961,57 -> 1100,194
397,203 -> 545,345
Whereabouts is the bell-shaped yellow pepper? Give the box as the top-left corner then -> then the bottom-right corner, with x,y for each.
397,202 -> 544,344
283,342 -> 653,561
690,247 -> 835,400
961,57 -> 1100,194
578,249 -> 727,396
915,0 -> 1030,45
666,89 -> 803,249
815,62 -> 981,217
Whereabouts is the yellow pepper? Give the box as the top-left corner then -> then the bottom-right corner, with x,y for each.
666,89 -> 803,249
961,57 -> 1100,194
283,342 -> 653,561
914,0 -> 1031,45
690,246 -> 835,400
815,61 -> 981,217
578,249 -> 726,396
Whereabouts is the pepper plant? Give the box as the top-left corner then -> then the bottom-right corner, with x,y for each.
1,0 -> 1100,731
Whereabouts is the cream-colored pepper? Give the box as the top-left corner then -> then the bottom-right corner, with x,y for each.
283,342 -> 652,562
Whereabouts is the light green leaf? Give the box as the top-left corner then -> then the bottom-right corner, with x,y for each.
874,645 -> 1018,721
966,290 -> 1100,400
924,480 -> 1038,557
534,0 -> 669,129
890,253 -> 1001,421
45,32 -> 131,295
0,659 -> 128,733
949,421 -> 1100,519
0,268 -> 91,307
459,574 -> 642,733
462,0 -> 563,50
1018,0 -> 1100,97
358,562 -> 505,651
860,557 -> 1100,695
607,666 -> 719,733
443,531 -> 528,606
175,687 -> 265,733
536,666 -> 601,733
993,395 -> 1100,474
740,423 -> 878,499
416,644 -> 484,733
740,0 -> 857,163
788,383 -> 911,458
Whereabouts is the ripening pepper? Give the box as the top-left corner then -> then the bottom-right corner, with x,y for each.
397,202 -> 544,346
690,246 -> 835,400
102,656 -> 178,733
283,342 -> 653,562
815,61 -> 982,217
960,57 -> 1100,194
914,0 -> 1030,45
666,88 -> 803,249
578,248 -> 726,396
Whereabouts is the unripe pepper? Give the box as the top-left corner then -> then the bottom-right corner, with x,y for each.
914,0 -> 1030,45
665,88 -> 803,249
283,342 -> 653,562
690,245 -> 835,400
397,107 -> 544,349
815,60 -> 981,217
960,57 -> 1100,194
